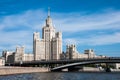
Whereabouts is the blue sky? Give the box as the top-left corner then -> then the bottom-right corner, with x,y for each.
0,0 -> 120,57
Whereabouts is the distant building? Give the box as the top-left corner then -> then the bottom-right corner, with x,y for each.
108,63 -> 120,69
114,64 -> 120,69
2,46 -> 33,63
0,57 -> 5,66
2,50 -> 15,63
15,46 -> 33,62
65,44 -> 95,59
23,53 -> 34,61
84,49 -> 95,58
66,44 -> 81,59
14,46 -> 24,62
97,55 -> 107,58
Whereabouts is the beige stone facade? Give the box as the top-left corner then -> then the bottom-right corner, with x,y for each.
0,57 -> 5,66
2,50 -> 15,63
66,44 -> 96,59
14,46 -> 34,62
114,64 -> 120,69
2,46 -> 34,63
23,54 -> 34,61
33,32 -> 45,60
33,11 -> 62,60
84,49 -> 95,58
14,46 -> 24,62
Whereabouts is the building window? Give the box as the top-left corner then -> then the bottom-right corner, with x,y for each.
46,30 -> 49,32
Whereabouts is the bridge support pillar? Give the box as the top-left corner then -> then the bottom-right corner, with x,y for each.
51,69 -> 62,72
68,67 -> 80,72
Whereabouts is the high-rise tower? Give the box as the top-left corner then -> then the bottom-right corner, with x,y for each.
42,8 -> 56,60
33,8 -> 62,60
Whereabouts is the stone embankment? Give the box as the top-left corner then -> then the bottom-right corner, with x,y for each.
0,66 -> 49,76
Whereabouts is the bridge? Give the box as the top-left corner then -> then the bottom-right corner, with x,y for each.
5,57 -> 120,71
51,57 -> 120,71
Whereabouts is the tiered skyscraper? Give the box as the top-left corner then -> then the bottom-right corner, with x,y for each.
33,9 -> 62,60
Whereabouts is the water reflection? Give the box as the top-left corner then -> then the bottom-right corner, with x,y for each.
32,72 -> 64,80
0,72 -> 120,80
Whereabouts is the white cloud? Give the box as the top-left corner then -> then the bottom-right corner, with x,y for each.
89,32 -> 120,45
0,31 -> 33,51
53,11 -> 120,32
63,32 -> 120,46
1,9 -> 120,32
0,9 -> 46,31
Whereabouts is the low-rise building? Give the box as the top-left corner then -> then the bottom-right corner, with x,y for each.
2,50 -> 15,63
114,64 -> 120,69
14,46 -> 34,62
108,63 -> 120,69
2,46 -> 34,64
0,57 -> 5,66
23,53 -> 34,61
65,44 -> 91,59
84,49 -> 95,58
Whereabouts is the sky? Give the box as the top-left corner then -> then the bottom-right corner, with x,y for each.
0,0 -> 120,57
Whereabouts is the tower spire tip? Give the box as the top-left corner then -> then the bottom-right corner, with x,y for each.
48,7 -> 50,17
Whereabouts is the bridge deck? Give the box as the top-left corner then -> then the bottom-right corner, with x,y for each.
5,57 -> 120,67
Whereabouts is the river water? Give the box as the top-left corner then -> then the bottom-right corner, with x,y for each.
0,72 -> 120,80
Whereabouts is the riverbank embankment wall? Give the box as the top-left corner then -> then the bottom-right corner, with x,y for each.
0,67 -> 49,76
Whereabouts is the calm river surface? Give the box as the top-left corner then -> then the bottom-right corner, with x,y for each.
0,72 -> 120,80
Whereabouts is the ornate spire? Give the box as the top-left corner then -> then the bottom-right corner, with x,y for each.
48,7 -> 50,17
46,7 -> 53,27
